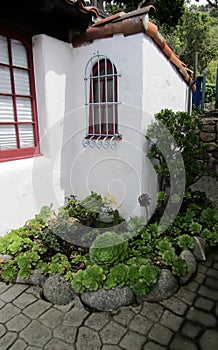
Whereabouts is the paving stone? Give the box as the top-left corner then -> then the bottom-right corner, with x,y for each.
206,268 -> 218,280
13,292 -> 37,309
194,296 -> 214,311
213,262 -> 218,270
169,335 -> 198,350
100,320 -> 126,344
25,347 -> 41,350
160,309 -> 183,332
77,326 -> 101,350
23,299 -> 52,318
197,264 -> 208,273
0,282 -> 11,294
6,313 -> 30,332
9,338 -> 27,350
119,330 -> 146,350
53,324 -> 77,344
20,320 -> 52,347
0,324 -> 6,337
25,285 -> 42,297
186,307 -> 217,327
0,332 -> 17,349
0,303 -> 20,323
143,341 -> 166,350
148,324 -> 173,346
205,276 -> 218,289
129,304 -> 142,313
184,280 -> 199,292
0,299 -> 5,309
198,285 -> 218,301
54,300 -> 75,313
85,311 -> 111,330
39,307 -> 64,329
129,314 -> 153,335
44,339 -> 74,350
160,296 -> 188,316
201,259 -> 213,267
112,307 -> 134,326
0,283 -> 28,302
215,303 -> 218,317
193,272 -> 206,284
140,302 -> 164,322
102,346 -> 121,350
175,287 -> 196,305
181,321 -> 202,338
63,299 -> 89,327
200,329 -> 218,350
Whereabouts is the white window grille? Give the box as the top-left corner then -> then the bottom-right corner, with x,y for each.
83,52 -> 121,149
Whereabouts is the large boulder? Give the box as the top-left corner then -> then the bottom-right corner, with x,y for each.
179,250 -> 197,285
137,269 -> 179,303
81,286 -> 135,311
192,236 -> 207,261
16,269 -> 47,286
42,274 -> 75,305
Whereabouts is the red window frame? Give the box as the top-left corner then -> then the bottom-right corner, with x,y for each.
88,59 -> 118,137
0,28 -> 40,162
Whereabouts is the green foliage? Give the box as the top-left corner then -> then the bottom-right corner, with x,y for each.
71,265 -> 106,293
128,263 -> 160,295
47,253 -> 71,275
104,263 -> 129,289
90,232 -> 128,268
177,234 -> 195,250
0,227 -> 34,255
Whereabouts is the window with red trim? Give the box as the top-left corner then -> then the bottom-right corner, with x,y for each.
0,29 -> 39,162
84,55 -> 120,140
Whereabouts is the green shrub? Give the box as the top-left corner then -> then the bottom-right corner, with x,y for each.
90,232 -> 128,268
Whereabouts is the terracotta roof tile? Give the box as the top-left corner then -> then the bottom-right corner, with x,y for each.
72,8 -> 195,89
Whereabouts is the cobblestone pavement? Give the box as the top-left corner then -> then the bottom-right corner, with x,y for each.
0,247 -> 218,350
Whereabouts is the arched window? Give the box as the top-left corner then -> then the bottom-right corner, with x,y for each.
0,29 -> 39,162
84,53 -> 121,148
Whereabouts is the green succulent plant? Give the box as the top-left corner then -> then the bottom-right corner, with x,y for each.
128,263 -> 159,296
177,234 -> 195,250
90,232 -> 128,268
104,263 -> 129,289
71,265 -> 106,293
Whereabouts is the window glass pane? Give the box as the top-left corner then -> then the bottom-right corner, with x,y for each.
0,66 -> 12,93
11,39 -> 28,68
0,96 -> 14,121
14,69 -> 30,95
0,36 -> 9,64
0,124 -> 17,149
16,97 -> 32,121
19,124 -> 34,148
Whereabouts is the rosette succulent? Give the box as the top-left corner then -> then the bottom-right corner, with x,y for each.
90,232 -> 128,268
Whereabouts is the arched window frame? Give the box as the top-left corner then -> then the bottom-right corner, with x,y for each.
0,28 -> 39,162
84,52 -> 121,148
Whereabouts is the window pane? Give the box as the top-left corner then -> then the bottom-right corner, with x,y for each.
16,97 -> 32,121
0,36 -> 9,64
0,124 -> 17,149
14,69 -> 30,95
19,124 -> 35,148
0,66 -> 12,93
11,39 -> 28,68
0,96 -> 14,121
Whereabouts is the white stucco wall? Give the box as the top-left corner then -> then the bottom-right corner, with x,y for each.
0,32 -> 189,235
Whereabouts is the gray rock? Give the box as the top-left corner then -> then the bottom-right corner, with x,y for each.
137,269 -> 179,303
16,270 -> 47,286
0,254 -> 12,263
42,274 -> 75,305
179,250 -> 197,285
81,286 -> 135,311
192,236 -> 207,261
